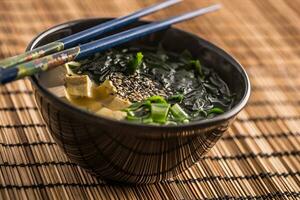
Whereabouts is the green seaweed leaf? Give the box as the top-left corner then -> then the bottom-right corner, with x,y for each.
127,52 -> 143,74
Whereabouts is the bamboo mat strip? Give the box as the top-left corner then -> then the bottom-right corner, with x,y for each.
0,0 -> 299,199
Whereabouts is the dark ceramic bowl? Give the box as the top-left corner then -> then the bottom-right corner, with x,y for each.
28,18 -> 250,184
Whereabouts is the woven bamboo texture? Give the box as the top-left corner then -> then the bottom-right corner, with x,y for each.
0,0 -> 299,199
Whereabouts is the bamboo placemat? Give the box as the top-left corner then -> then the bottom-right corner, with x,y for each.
0,0 -> 299,199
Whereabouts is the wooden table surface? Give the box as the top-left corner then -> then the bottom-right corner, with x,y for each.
0,0 -> 299,199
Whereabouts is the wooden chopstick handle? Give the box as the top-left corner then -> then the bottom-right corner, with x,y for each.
0,42 -> 64,69
0,47 -> 80,84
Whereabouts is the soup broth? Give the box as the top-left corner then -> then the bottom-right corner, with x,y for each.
48,46 -> 234,125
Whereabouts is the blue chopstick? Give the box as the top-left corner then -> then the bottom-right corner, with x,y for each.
61,0 -> 182,48
0,4 -> 221,84
77,4 -> 221,59
0,0 -> 181,69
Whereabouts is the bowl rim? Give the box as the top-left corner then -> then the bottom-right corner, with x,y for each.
29,17 -> 251,130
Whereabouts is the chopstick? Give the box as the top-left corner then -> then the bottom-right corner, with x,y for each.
0,4 -> 221,85
0,0 -> 181,69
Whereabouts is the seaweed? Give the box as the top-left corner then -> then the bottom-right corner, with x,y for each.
74,46 -> 234,124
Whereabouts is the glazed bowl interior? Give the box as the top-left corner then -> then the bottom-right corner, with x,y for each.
31,18 -> 250,129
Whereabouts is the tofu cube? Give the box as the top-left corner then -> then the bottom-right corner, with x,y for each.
91,80 -> 117,100
65,75 -> 92,98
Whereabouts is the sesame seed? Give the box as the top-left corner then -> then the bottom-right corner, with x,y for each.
108,72 -> 172,102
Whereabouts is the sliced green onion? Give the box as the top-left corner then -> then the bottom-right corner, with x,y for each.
166,121 -> 177,126
126,115 -> 142,122
124,100 -> 151,112
207,107 -> 224,115
143,100 -> 152,108
147,95 -> 167,104
182,119 -> 189,123
167,94 -> 184,103
127,52 -> 143,74
190,59 -> 203,78
170,103 -> 189,121
151,103 -> 170,123
126,111 -> 135,117
125,102 -> 143,112
142,117 -> 153,124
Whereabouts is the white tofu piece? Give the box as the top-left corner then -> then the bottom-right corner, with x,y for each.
91,80 -> 117,100
65,75 -> 92,98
